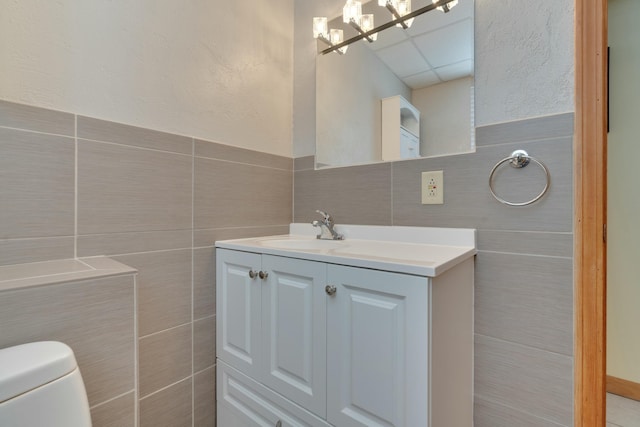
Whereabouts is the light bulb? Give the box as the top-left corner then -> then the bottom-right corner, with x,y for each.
360,14 -> 378,41
330,29 -> 348,54
433,0 -> 458,12
395,0 -> 413,28
343,0 -> 363,24
313,17 -> 328,39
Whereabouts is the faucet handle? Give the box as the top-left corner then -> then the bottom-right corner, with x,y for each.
315,210 -> 332,222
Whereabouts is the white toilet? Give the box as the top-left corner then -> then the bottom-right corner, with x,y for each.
0,341 -> 92,427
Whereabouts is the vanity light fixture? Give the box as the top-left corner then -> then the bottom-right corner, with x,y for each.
313,17 -> 349,54
343,0 -> 377,42
379,0 -> 414,29
314,0 -> 459,55
434,0 -> 458,12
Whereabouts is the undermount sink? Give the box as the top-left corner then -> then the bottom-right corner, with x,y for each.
260,238 -> 345,250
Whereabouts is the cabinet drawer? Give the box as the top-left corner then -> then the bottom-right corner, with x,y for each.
218,361 -> 332,427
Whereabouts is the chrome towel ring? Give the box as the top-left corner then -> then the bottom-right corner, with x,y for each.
489,150 -> 550,206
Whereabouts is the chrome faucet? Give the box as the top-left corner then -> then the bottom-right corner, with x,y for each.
312,210 -> 344,240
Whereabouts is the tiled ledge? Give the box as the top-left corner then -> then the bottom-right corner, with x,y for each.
0,257 -> 137,292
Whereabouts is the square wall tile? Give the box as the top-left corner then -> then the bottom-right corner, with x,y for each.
474,397 -> 566,427
78,116 -> 192,155
194,158 -> 292,229
294,156 -> 315,171
194,316 -> 216,373
476,113 -> 574,147
0,236 -> 74,266
91,392 -> 135,427
0,99 -> 75,136
139,324 -> 192,397
293,162 -> 392,225
78,139 -> 192,235
78,229 -> 192,257
194,366 -> 216,427
0,128 -> 74,239
477,230 -> 573,258
194,246 -> 215,320
474,334 -> 573,426
195,138 -> 292,170
475,251 -> 573,355
140,378 -> 192,427
114,249 -> 192,337
0,274 -> 136,407
194,225 -> 289,249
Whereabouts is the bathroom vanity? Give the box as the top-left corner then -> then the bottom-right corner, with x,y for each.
215,224 -> 476,427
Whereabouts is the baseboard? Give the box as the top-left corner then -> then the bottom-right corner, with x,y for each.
607,375 -> 640,401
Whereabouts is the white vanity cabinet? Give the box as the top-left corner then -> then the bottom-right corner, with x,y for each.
216,225 -> 475,427
217,249 -> 328,419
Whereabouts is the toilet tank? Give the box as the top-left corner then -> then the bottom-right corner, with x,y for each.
0,341 -> 92,427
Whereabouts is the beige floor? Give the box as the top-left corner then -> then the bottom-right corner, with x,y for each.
608,393 -> 640,427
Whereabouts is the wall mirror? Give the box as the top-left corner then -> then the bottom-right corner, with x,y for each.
315,0 -> 475,169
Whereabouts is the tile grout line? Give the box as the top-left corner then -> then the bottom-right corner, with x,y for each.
134,274 -> 140,427
74,115 -> 78,259
390,162 -> 394,226
191,137 -> 195,427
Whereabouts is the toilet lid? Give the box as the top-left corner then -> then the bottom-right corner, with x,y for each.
0,341 -> 78,403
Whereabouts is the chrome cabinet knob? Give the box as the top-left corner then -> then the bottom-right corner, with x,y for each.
325,285 -> 337,296
259,271 -> 269,280
248,270 -> 258,279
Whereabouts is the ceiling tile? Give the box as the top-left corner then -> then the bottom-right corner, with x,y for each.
407,0 -> 474,37
413,19 -> 473,68
434,59 -> 474,81
375,40 -> 430,77
402,70 -> 442,89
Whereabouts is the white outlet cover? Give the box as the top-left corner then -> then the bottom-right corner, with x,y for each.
421,171 -> 444,204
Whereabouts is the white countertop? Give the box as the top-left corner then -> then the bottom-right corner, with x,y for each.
215,224 -> 476,277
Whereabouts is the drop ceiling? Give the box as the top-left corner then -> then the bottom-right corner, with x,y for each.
336,0 -> 474,89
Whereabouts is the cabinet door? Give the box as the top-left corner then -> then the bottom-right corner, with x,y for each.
217,249 -> 263,378
261,255 -> 327,418
326,265 -> 429,427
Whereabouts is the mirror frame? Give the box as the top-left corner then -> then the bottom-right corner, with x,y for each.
574,0 -> 607,425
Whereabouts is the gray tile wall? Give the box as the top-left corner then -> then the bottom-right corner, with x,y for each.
0,274 -> 136,420
293,112 -> 575,426
0,99 -> 293,427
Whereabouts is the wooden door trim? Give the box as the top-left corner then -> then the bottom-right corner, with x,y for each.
574,0 -> 607,425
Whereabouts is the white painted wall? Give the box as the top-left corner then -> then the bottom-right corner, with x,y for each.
293,0 -> 345,158
607,0 -> 640,385
293,0 -> 575,157
411,77 -> 474,158
0,0 -> 294,157
316,41 -> 410,167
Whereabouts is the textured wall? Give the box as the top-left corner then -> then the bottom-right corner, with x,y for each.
0,99 -> 293,427
0,0 -> 294,157
474,0 -> 574,126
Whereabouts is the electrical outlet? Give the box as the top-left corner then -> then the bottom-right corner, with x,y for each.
421,171 -> 444,204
